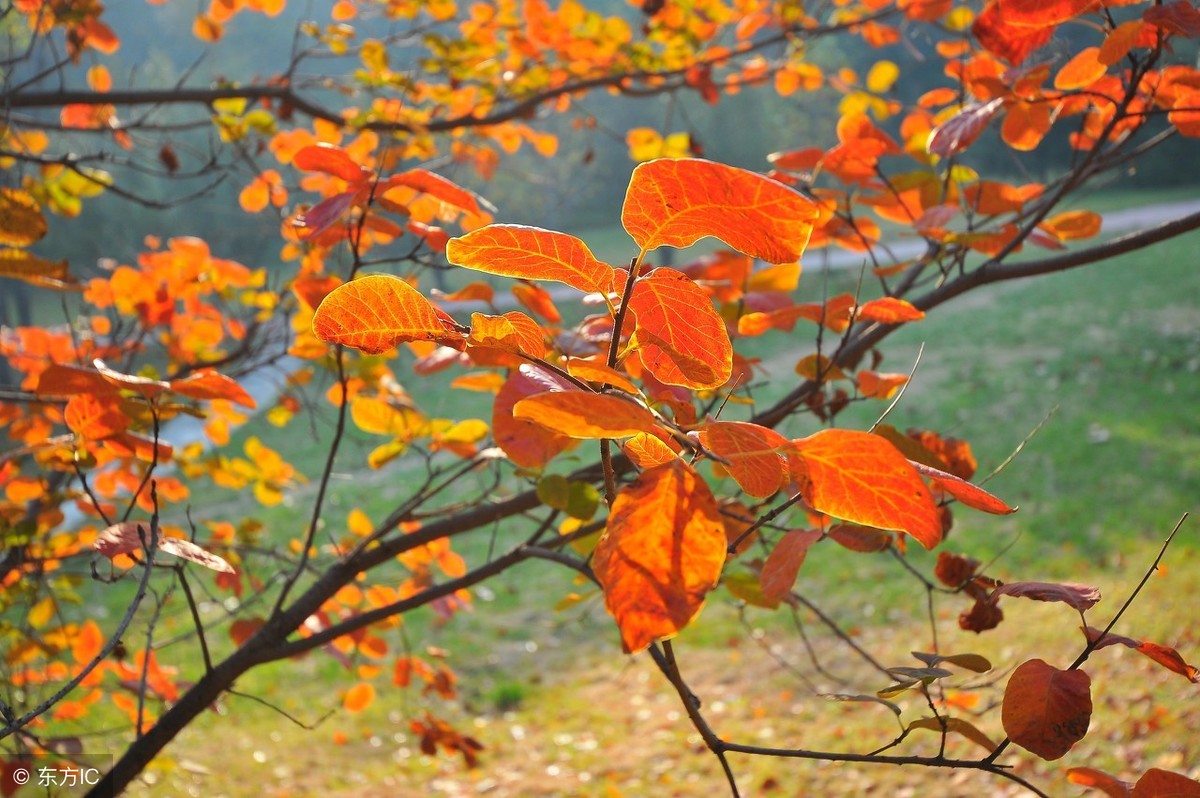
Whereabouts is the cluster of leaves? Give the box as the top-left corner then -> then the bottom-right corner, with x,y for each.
2,0 -> 1200,795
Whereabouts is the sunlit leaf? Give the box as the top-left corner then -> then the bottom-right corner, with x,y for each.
857,297 -> 925,324
790,429 -> 942,548
1002,658 -> 1092,761
909,461 -> 1016,514
64,394 -> 128,440
621,158 -> 820,264
492,367 -> 576,468
627,267 -> 732,389
1066,767 -> 1132,798
1041,210 -> 1102,241
293,143 -> 370,183
170,369 -> 257,409
622,431 -> 680,468
0,188 -> 48,247
513,391 -> 657,439
467,311 -> 546,359
446,225 -> 616,294
593,461 -> 726,653
696,421 -> 789,498
0,249 -> 76,289
566,358 -> 639,394
343,682 -> 376,712
998,0 -> 1098,28
312,274 -> 461,354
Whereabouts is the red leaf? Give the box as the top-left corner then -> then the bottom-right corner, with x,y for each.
1002,659 -> 1092,760
513,391 -> 657,439
973,2 -> 1055,64
312,274 -> 461,354
492,367 -> 576,468
446,225 -> 616,294
760,529 -> 822,600
993,581 -> 1101,611
593,461 -> 726,653
627,267 -> 733,389
64,394 -> 128,440
1132,770 -> 1200,798
927,100 -> 1004,158
293,191 -> 359,238
169,369 -> 257,409
790,429 -> 942,549
827,523 -> 893,552
909,461 -> 1016,515
293,144 -> 370,183
998,0 -> 1098,27
857,297 -> 925,324
622,158 -> 820,264
380,169 -> 481,214
696,421 -> 790,498
1142,1 -> 1200,38
94,521 -> 235,573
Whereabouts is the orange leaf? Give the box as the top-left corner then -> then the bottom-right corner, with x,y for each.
34,364 -> 117,397
344,682 -> 376,713
760,529 -> 822,601
293,274 -> 342,311
293,143 -> 370,183
1055,47 -> 1107,90
621,158 -> 820,264
790,429 -> 942,549
1132,769 -> 1200,798
467,311 -> 545,359
492,368 -> 576,468
513,391 -> 657,439
566,358 -> 639,394
696,421 -> 790,499
1066,767 -> 1131,798
856,370 -> 908,400
72,620 -> 104,664
170,369 -> 257,409
909,461 -> 1016,514
511,282 -> 561,323
1041,210 -> 1102,241
312,274 -> 461,354
446,225 -> 616,294
627,268 -> 733,389
0,249 -> 75,289
1002,101 -> 1054,151
64,394 -> 128,440
379,169 -> 481,214
94,359 -> 170,398
1099,20 -> 1145,66
1001,659 -> 1092,760
1134,641 -> 1200,683
857,297 -> 925,323
622,431 -> 680,468
0,188 -> 49,247
827,523 -> 893,552
593,461 -> 726,653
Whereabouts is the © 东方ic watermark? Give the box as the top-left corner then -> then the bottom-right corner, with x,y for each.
3,754 -> 113,797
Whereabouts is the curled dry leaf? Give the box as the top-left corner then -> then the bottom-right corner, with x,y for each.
94,521 -> 235,573
993,581 -> 1101,612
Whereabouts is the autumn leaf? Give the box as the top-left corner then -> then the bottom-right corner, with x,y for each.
998,0 -> 1098,28
293,143 -> 370,183
0,188 -> 48,247
1001,658 -> 1092,760
1041,210 -> 1102,241
621,158 -> 820,264
94,521 -> 235,573
907,716 -> 996,752
467,311 -> 546,359
973,2 -> 1055,64
909,461 -> 1016,515
993,581 -> 1101,611
856,297 -> 925,324
343,682 -> 376,712
790,429 -> 942,549
760,529 -> 822,601
1131,769 -> 1200,797
696,421 -> 790,498
622,431 -> 681,468
927,100 -> 1004,158
64,394 -> 128,440
513,391 -> 657,439
312,274 -> 461,354
169,369 -> 257,409
1067,767 -> 1132,798
0,249 -> 76,290
593,461 -> 726,653
446,225 -> 616,294
492,367 -> 577,468
627,267 -> 733,389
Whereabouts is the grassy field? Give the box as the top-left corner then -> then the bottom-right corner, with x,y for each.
58,197 -> 1200,796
